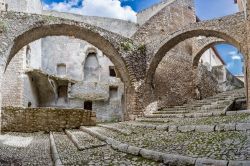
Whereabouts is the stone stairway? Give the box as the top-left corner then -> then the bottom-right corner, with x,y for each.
139,88 -> 245,121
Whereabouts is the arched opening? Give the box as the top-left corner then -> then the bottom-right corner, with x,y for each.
145,28 -> 247,110
1,23 -> 130,128
194,43 -> 245,105
2,35 -> 127,123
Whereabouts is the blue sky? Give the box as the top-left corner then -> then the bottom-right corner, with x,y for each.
42,0 -> 243,75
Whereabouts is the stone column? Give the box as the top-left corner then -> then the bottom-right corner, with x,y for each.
246,0 -> 250,108
0,58 -> 5,134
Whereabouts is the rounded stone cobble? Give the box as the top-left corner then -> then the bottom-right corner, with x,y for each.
94,126 -> 250,161
53,132 -> 164,165
0,132 -> 53,165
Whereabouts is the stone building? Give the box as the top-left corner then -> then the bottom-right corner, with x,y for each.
0,0 -> 245,127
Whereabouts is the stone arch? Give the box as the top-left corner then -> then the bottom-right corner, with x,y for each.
145,13 -> 248,107
0,12 -> 138,120
0,13 -> 131,87
146,13 -> 246,85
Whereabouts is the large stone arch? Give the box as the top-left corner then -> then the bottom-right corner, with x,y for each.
145,12 -> 249,106
0,12 -> 132,86
0,11 -> 140,120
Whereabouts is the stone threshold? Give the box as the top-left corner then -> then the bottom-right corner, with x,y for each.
80,126 -> 250,166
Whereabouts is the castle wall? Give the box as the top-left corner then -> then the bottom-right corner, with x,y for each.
43,10 -> 138,38
1,48 -> 25,107
137,0 -> 176,25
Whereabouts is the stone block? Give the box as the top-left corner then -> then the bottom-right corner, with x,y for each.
236,123 -> 250,131
168,125 -> 178,132
117,143 -> 129,153
228,160 -> 250,166
139,149 -> 165,162
195,125 -> 215,132
127,146 -> 141,155
196,158 -> 228,166
163,154 -> 196,165
215,123 -> 236,131
178,125 -> 196,132
156,125 -> 168,131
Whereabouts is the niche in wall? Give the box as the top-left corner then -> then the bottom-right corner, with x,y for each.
109,86 -> 118,99
84,53 -> 99,81
57,63 -> 66,76
26,45 -> 31,66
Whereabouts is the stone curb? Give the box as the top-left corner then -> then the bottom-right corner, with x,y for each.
80,126 -> 249,166
144,110 -> 250,119
97,124 -> 132,135
65,130 -> 83,151
65,129 -> 106,150
127,122 -> 250,133
49,132 -> 63,166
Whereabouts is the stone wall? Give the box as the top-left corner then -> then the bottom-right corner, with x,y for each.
1,107 -> 96,132
1,48 -> 25,107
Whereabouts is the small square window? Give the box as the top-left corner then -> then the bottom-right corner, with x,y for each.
109,66 -> 116,77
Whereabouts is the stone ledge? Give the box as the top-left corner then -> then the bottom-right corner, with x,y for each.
80,126 -> 249,166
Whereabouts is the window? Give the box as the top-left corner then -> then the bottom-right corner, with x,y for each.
84,101 -> 92,110
109,66 -> 116,77
57,63 -> 66,75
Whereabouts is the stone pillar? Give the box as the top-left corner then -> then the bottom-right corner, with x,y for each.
0,58 -> 5,134
246,0 -> 250,108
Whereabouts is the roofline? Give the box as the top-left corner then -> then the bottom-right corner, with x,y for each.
211,46 -> 226,65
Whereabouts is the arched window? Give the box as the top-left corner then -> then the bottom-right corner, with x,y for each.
84,53 -> 100,81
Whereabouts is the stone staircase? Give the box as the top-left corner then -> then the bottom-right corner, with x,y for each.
139,88 -> 245,120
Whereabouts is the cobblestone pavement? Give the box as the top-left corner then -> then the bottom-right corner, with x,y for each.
0,132 -> 53,166
94,126 -> 250,161
53,132 -> 164,166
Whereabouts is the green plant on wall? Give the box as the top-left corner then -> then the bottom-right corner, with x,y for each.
0,21 -> 7,32
121,40 -> 134,51
138,44 -> 146,54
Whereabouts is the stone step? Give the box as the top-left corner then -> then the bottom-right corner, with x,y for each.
65,129 -> 106,151
153,110 -> 190,114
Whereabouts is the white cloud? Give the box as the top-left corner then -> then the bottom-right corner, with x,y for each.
231,55 -> 241,60
43,0 -> 137,22
228,51 -> 242,60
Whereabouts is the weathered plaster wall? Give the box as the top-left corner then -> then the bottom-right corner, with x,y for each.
6,0 -> 42,13
1,107 -> 96,132
43,10 -> 138,38
41,36 -> 125,122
